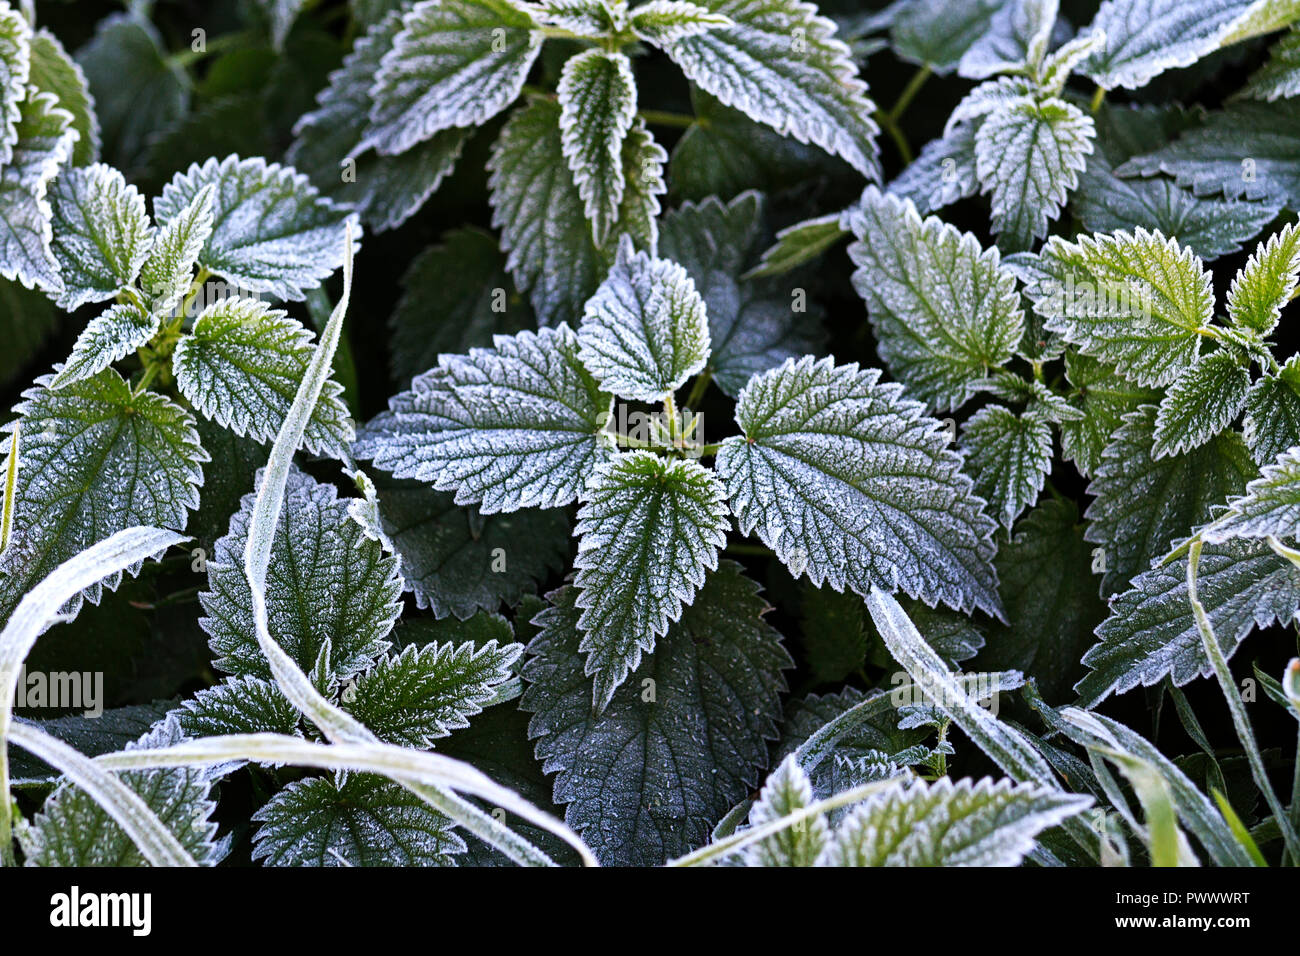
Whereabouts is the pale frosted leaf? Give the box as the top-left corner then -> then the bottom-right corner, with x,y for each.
1244,24 -> 1300,100
1245,355 -> 1300,464
1201,446 -> 1300,542
961,404 -> 1052,529
743,755 -> 827,866
558,49 -> 636,248
49,303 -> 159,390
887,122 -> 979,216
746,212 -> 845,280
1227,222 -> 1300,334
891,0 -> 1002,74
48,162 -> 152,310
1057,350 -> 1159,477
28,28 -> 97,166
138,183 -> 214,318
536,0 -> 624,36
631,0 -> 731,45
0,2 -> 28,168
174,676 -> 301,737
958,0 -> 1059,79
1152,350 -> 1251,458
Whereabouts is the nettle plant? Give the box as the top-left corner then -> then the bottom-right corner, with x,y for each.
5,0 -> 1300,871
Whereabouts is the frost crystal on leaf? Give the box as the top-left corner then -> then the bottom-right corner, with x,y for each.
47,162 -> 151,310
558,48 -> 636,247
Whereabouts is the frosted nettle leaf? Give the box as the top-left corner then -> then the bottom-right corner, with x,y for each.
961,405 -> 1052,530
615,118 -> 667,252
631,0 -> 731,45
743,755 -> 827,867
1058,351 -> 1159,477
1118,101 -> 1300,206
1228,222 -> 1300,334
746,212 -> 846,280
1077,538 -> 1300,706
7,704 -> 175,788
48,163 -> 152,310
945,76 -> 1037,133
980,498 -> 1105,702
974,95 -> 1094,250
175,676 -> 301,737
0,88 -> 77,294
558,49 -> 636,247
659,192 -> 824,395
488,99 -> 604,325
199,468 -> 403,681
0,2 -> 29,168
716,357 -> 1002,616
1245,355 -> 1300,464
137,183 -> 214,318
252,774 -> 464,867
1026,228 -> 1214,387
1201,447 -> 1300,542
28,28 -> 98,167
522,563 -> 791,866
1081,0 -> 1293,91
1244,24 -> 1300,101
363,0 -> 542,156
577,240 -> 710,402
846,187 -> 1024,412
573,452 -> 730,710
667,0 -> 881,178
368,476 -> 569,619
172,296 -> 353,457
1152,350 -> 1252,458
1084,406 -> 1254,594
354,324 -> 613,513
536,0 -> 624,36
389,227 -> 531,385
957,0 -> 1059,79
0,369 -> 204,617
258,0 -> 310,49
287,10 -> 470,233
890,0 -> 1003,74
75,14 -> 188,174
154,155 -> 358,302
18,718 -> 228,867
343,639 -> 523,747
817,777 -> 1090,867
50,303 -> 159,390
887,122 -> 979,216
1035,27 -> 1108,94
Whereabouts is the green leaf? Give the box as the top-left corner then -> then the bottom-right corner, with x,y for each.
174,676 -> 301,737
0,368 -> 205,617
959,0 -> 1060,80
818,777 -> 1090,867
369,475 -> 570,619
1227,222 -> 1300,334
363,0 -> 542,156
890,0 -> 1002,75
199,467 -> 403,682
631,0 -> 731,45
251,773 -> 464,866
18,717 -> 228,867
522,562 -> 791,866
743,755 -> 828,866
1201,445 -> 1300,542
1243,23 -> 1300,100
342,638 -> 522,747
847,187 -> 1024,412
536,0 -> 623,37
1245,354 -> 1300,464
28,27 -> 99,167
354,324 -> 614,513
887,122 -> 980,216
573,452 -> 730,710
1081,0 -> 1293,90
961,405 -> 1052,530
558,48 -> 636,247
0,88 -> 77,294
981,499 -> 1106,703
799,586 -> 870,683
746,212 -> 846,280
1152,350 -> 1252,458
577,240 -> 710,402
1077,538 -> 1300,706
1084,406 -> 1254,594
1058,350 -> 1160,477
137,182 -> 214,318
1118,101 -> 1300,206
75,14 -> 188,175
389,227 -> 532,385
1026,228 -> 1215,387
716,356 -> 1002,617
7,702 -> 173,788
0,275 -> 57,387
974,95 -> 1094,250
172,295 -> 354,457
50,302 -> 159,390
488,99 -> 605,326
48,162 -> 152,310
154,155 -> 358,302
0,2 -> 29,169
659,192 -> 824,395
666,0 -> 880,178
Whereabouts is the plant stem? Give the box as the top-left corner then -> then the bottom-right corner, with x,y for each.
889,65 -> 932,123
133,363 -> 160,396
697,441 -> 725,456
1090,85 -> 1106,114
178,266 -> 212,321
638,109 -> 696,129
874,110 -> 912,165
1187,539 -> 1300,862
685,369 -> 712,409
610,432 -> 657,450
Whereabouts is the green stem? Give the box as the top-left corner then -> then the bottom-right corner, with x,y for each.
133,363 -> 160,396
889,65 -> 932,123
638,109 -> 696,129
697,441 -> 725,456
874,111 -> 912,165
685,370 -> 712,409
1188,539 -> 1300,862
0,421 -> 17,555
1090,85 -> 1106,114
610,432 -> 657,450
178,267 -> 211,322
537,25 -> 599,42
